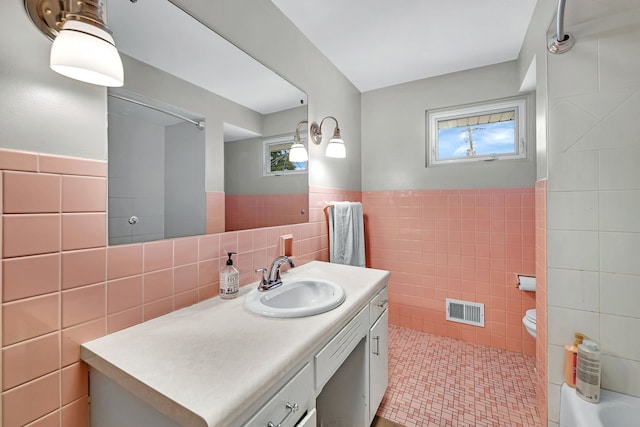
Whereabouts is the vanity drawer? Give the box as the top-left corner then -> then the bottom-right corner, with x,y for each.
315,306 -> 368,391
369,286 -> 388,325
244,363 -> 313,427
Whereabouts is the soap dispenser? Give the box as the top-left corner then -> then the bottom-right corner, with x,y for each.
219,251 -> 239,299
564,332 -> 586,387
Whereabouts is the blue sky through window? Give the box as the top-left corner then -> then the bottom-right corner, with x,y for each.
437,120 -> 516,159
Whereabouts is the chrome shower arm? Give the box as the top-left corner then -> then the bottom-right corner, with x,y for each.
556,0 -> 568,43
548,0 -> 574,54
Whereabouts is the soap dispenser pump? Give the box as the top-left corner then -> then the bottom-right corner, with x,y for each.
220,251 -> 239,299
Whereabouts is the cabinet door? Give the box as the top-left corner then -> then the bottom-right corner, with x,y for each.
369,309 -> 389,423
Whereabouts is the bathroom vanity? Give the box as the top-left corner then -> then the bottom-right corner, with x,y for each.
81,261 -> 390,427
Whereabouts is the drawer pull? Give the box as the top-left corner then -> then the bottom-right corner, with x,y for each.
267,402 -> 299,427
373,335 -> 380,356
377,299 -> 388,308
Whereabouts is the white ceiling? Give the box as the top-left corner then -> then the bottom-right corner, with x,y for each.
270,0 -> 538,92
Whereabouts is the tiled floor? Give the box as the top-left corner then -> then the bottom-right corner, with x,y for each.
377,325 -> 540,427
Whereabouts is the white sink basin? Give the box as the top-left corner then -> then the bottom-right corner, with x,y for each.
244,279 -> 346,318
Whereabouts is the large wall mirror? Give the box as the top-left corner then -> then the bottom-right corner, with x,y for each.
106,0 -> 308,245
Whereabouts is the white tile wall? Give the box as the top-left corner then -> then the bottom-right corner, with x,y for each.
545,5 -> 640,410
547,268 -> 599,311
601,354 -> 640,397
547,100 -> 598,153
568,87 -> 634,121
599,10 -> 640,91
546,35 -> 598,99
547,230 -> 598,271
600,314 -> 640,360
547,306 -> 600,347
600,232 -> 640,276
547,151 -> 599,191
600,148 -> 640,190
548,344 -> 565,385
547,191 -> 598,231
599,191 -> 640,232
575,91 -> 640,151
600,272 -> 640,318
548,383 -> 561,423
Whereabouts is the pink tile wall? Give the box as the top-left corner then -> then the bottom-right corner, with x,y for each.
363,188 -> 537,355
0,147 -> 541,425
225,193 -> 309,231
0,148 -> 341,427
535,180 -> 548,423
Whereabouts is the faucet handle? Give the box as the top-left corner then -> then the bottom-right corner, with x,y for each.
255,268 -> 269,290
255,268 -> 268,279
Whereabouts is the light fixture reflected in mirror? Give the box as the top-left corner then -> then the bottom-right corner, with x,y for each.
310,116 -> 346,158
289,120 -> 309,162
25,0 -> 124,87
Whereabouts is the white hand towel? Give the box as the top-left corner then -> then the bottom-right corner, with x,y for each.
328,201 -> 365,267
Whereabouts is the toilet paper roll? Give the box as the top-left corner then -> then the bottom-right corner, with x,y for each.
518,275 -> 536,292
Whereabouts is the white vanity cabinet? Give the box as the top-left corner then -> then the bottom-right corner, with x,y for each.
369,286 -> 389,423
81,262 -> 390,427
314,286 -> 389,427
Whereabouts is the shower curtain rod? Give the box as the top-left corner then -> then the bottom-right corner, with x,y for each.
108,93 -> 205,130
547,0 -> 575,54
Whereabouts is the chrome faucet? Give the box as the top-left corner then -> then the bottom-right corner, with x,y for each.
256,256 -> 295,291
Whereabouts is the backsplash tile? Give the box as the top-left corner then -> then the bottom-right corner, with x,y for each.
61,176 -> 106,213
61,362 -> 88,406
143,269 -> 173,303
2,371 -> 60,427
107,244 -> 143,280
0,149 -> 38,173
3,253 -> 60,301
3,293 -> 59,346
61,284 -> 106,329
3,171 -> 60,214
173,237 -> 198,266
38,154 -> 107,177
61,213 -> 106,251
2,332 -> 59,391
61,248 -> 106,290
143,240 -> 173,273
3,214 -> 60,258
107,276 -> 143,315
60,319 -> 105,368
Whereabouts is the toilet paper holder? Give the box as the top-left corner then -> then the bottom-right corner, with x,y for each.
516,274 -> 536,292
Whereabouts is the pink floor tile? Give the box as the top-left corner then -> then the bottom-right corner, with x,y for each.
377,325 -> 539,427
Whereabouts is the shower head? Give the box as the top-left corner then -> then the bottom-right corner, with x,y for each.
547,0 -> 575,54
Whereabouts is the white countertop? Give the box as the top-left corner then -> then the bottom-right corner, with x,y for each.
81,261 -> 390,427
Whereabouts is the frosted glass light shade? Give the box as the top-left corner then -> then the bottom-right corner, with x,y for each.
325,138 -> 346,158
289,143 -> 309,162
50,20 -> 124,87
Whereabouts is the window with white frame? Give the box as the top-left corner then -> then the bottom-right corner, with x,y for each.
263,133 -> 308,176
426,96 -> 527,166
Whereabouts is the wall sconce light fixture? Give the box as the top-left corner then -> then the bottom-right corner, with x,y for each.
25,0 -> 124,87
289,120 -> 309,162
310,116 -> 346,158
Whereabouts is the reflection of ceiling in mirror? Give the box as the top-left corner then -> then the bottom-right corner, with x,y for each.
223,123 -> 262,143
107,0 -> 306,115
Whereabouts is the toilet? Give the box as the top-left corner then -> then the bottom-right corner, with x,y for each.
522,309 -> 536,338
